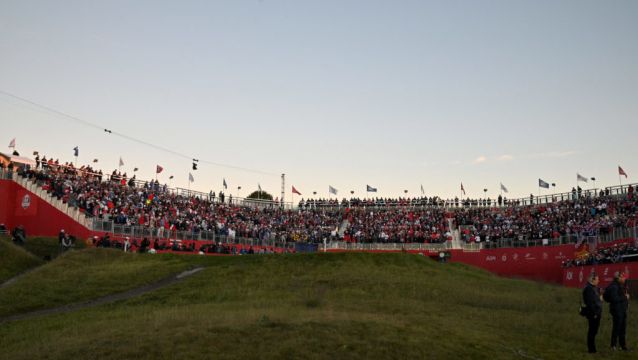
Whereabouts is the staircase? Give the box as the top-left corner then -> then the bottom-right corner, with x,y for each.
447,218 -> 462,249
11,172 -> 93,229
338,219 -> 350,237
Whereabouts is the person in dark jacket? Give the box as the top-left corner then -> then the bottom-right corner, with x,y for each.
583,273 -> 603,353
606,272 -> 630,351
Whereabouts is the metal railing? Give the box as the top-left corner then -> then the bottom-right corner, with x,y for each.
91,218 -> 295,249
18,165 -> 295,210
321,226 -> 637,253
323,241 -> 452,253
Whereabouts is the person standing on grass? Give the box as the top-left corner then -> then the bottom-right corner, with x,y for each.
605,271 -> 630,351
582,273 -> 602,353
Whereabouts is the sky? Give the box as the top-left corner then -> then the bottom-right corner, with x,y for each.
1,0 -> 637,202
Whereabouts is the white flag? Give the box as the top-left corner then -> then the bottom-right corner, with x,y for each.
119,157 -> 124,167
500,183 -> 509,193
188,172 -> 194,183
329,186 -> 338,195
577,173 -> 588,183
8,138 -> 15,148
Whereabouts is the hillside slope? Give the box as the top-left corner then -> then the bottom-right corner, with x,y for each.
0,252 -> 635,359
0,237 -> 43,284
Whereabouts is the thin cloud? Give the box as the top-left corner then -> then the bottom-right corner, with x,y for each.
473,156 -> 487,164
498,154 -> 514,161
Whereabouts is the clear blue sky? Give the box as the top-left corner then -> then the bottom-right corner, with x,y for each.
1,0 -> 636,201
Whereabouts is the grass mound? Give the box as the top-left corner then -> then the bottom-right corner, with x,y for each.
0,252 -> 635,359
22,236 -> 86,261
0,248 -> 194,318
0,237 -> 43,284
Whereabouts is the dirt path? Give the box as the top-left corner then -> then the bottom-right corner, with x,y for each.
0,267 -> 205,324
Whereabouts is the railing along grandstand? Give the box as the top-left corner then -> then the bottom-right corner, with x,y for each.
4,162 -> 294,210
324,226 -> 637,252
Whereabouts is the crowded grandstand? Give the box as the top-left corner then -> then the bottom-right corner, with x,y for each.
2,154 -> 636,257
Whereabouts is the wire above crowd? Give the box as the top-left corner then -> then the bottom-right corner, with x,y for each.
10,155 -> 638,245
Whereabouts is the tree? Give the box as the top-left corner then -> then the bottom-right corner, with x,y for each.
246,190 -> 273,201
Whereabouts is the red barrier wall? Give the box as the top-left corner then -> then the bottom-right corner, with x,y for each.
449,246 -> 572,283
0,179 -> 91,239
562,263 -> 638,288
0,180 -> 13,227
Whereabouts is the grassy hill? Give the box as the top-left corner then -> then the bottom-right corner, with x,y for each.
0,251 -> 635,359
0,237 -> 43,284
22,236 -> 87,260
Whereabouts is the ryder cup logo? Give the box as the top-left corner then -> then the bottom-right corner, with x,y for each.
21,194 -> 31,210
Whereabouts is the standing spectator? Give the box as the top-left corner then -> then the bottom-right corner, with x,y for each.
123,237 -> 131,252
605,272 -> 630,351
582,273 -> 602,353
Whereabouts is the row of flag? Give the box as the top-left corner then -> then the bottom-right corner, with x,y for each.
6,138 -> 633,197
536,168 -> 629,189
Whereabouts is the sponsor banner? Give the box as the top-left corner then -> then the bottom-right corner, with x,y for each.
562,263 -> 637,288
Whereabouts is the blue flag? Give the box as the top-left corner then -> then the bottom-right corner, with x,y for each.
366,185 -> 377,192
538,179 -> 550,189
73,146 -> 79,157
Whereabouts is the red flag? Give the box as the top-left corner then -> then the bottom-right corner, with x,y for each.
156,165 -> 163,174
461,182 -> 466,195
292,186 -> 302,195
619,166 -> 628,178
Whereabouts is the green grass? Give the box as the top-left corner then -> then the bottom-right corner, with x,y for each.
21,236 -> 86,261
0,237 -> 43,283
0,252 -> 635,359
0,248 -> 194,317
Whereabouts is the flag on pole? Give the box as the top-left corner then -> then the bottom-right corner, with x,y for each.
119,157 -> 124,167
188,173 -> 194,183
258,183 -> 262,192
577,173 -> 588,182
500,183 -> 509,193
539,179 -> 550,189
292,186 -> 302,195
420,184 -> 425,195
8,138 -> 15,148
619,166 -> 628,178
366,185 -> 377,193
461,183 -> 466,195
156,165 -> 163,174
329,186 -> 338,195
73,146 -> 79,157
223,178 -> 228,189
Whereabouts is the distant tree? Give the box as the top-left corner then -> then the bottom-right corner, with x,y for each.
246,190 -> 273,201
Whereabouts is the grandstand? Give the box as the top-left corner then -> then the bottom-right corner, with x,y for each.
1,154 -> 637,287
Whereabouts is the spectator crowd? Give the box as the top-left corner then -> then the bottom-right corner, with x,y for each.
10,154 -> 638,247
